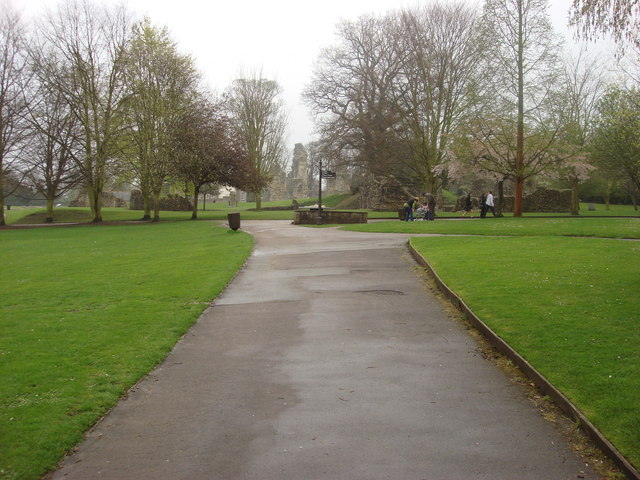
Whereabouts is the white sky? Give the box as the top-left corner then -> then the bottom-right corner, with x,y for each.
13,0 -> 615,154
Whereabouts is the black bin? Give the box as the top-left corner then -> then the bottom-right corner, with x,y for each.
228,212 -> 240,231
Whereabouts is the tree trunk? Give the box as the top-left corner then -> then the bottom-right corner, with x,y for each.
0,174 -> 5,226
496,180 -> 505,217
142,194 -> 151,221
570,178 -> 579,215
46,197 -> 54,223
89,185 -> 103,223
152,190 -> 161,222
627,184 -> 638,211
142,189 -> 152,221
514,176 -> 524,217
191,186 -> 199,220
255,191 -> 262,211
514,1 -> 525,218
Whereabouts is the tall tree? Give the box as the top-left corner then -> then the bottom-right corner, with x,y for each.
33,0 -> 133,222
395,3 -> 481,194
570,0 -> 640,48
305,7 -> 482,201
122,19 -> 199,221
23,81 -> 81,222
225,72 -> 288,210
304,15 -> 403,184
477,0 -> 563,216
590,86 -> 640,197
0,5 -> 30,226
552,49 -> 607,214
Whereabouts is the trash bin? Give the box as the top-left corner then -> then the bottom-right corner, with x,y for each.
228,212 -> 240,231
398,208 -> 405,221
588,202 -> 596,211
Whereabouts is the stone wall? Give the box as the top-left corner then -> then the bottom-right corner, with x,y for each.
129,190 -> 192,211
454,188 -> 572,213
70,191 -> 127,208
293,210 -> 368,224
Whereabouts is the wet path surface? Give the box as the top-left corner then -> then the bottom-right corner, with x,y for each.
50,221 -> 598,479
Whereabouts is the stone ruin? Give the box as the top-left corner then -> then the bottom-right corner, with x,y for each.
261,143 -> 351,202
288,143 -> 310,199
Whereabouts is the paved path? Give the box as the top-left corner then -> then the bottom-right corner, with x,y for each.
50,221 -> 599,480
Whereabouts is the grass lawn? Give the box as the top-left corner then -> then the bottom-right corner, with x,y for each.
4,201 -> 636,225
409,234 -> 640,471
344,216 -> 640,239
0,221 -> 253,479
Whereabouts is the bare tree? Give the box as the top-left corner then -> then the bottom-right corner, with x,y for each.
225,72 -> 288,210
304,15 -> 403,184
23,81 -> 81,222
476,0 -> 563,216
33,0 -> 134,222
394,3 -> 481,194
305,7 -> 481,202
570,0 -> 640,48
0,4 -> 30,226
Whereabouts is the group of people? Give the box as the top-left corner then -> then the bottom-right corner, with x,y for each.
461,191 -> 496,218
402,193 -> 436,221
403,191 -> 497,221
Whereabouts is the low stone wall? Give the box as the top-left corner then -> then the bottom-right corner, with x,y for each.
293,210 -> 368,225
455,188 -> 572,213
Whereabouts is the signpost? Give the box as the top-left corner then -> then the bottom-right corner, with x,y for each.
318,158 -> 323,224
317,157 -> 336,225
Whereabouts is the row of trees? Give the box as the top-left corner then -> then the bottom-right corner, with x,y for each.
0,0 -> 289,225
304,0 -> 640,215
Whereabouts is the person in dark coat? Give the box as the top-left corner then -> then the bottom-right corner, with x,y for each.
462,192 -> 474,217
423,192 -> 436,220
403,196 -> 419,221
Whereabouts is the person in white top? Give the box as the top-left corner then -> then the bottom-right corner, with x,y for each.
484,191 -> 496,217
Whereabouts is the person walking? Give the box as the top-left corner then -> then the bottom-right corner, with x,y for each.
479,192 -> 487,218
485,190 -> 496,217
462,193 -> 474,217
403,196 -> 419,221
424,192 -> 436,221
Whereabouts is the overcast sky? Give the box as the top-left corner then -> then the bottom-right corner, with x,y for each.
13,0 -> 612,155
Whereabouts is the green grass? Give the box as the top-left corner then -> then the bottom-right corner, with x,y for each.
576,203 -> 639,216
3,195 -> 351,225
410,234 -> 640,470
343,216 -> 640,238
0,222 -> 253,479
4,200 -> 636,226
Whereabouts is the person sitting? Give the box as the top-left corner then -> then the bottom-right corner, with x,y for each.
415,203 -> 430,220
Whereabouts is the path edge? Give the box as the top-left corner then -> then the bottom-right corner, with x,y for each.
408,241 -> 639,480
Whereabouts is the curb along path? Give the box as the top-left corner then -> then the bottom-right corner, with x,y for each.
50,221 -> 600,480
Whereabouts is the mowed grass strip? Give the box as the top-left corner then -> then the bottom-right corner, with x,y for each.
0,222 -> 252,480
410,235 -> 640,469
344,216 -> 640,238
